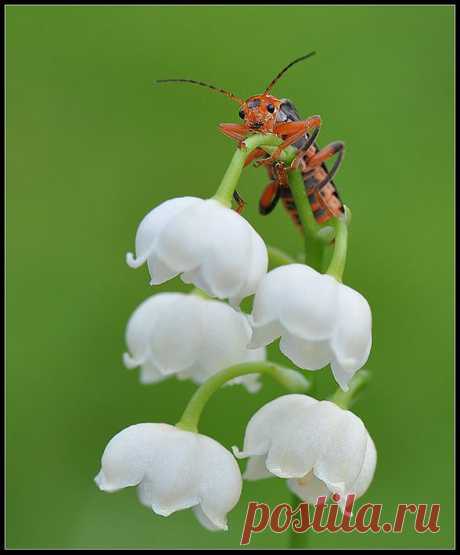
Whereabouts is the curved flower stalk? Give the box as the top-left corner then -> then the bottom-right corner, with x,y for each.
233,394 -> 376,512
123,292 -> 265,393
249,264 -> 372,390
95,423 -> 242,531
126,197 -> 268,306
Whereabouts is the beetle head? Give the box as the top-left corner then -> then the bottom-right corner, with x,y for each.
238,94 -> 283,133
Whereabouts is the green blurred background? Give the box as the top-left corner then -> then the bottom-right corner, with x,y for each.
6,5 -> 454,549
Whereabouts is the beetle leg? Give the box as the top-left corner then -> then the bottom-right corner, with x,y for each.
219,123 -> 250,148
290,126 -> 321,170
244,148 -> 266,167
219,127 -> 268,166
304,141 -> 345,189
268,116 -> 322,161
233,190 -> 246,214
259,180 -> 281,215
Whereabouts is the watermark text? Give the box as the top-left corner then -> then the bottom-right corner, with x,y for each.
240,495 -> 441,545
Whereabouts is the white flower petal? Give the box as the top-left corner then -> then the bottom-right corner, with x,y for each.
124,294 -> 181,367
230,230 -> 268,307
95,423 -> 170,492
278,266 -> 338,341
95,423 -> 242,531
156,200 -> 215,273
314,404 -> 368,495
181,267 -> 213,293
249,264 -> 372,389
264,402 -> 342,478
123,351 -> 143,370
248,319 -> 284,349
330,284 -> 372,389
279,334 -> 331,370
287,472 -> 331,504
139,361 -> 168,384
251,265 -> 337,339
251,266 -> 290,326
192,505 -> 223,531
348,434 -> 377,497
138,478 -> 199,517
127,197 -> 200,269
147,296 -> 203,373
198,299 -> 251,371
194,433 -> 243,531
236,394 -> 319,458
128,197 -> 267,304
146,253 -> 179,285
242,455 -> 273,480
198,203 -> 254,299
124,293 -> 264,393
236,395 -> 377,509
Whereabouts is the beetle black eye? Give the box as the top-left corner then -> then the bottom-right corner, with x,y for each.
239,109 -> 245,119
267,103 -> 275,113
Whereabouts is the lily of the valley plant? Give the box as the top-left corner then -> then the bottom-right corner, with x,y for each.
95,133 -> 376,546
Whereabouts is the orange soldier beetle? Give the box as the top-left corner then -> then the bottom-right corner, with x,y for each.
157,52 -> 345,229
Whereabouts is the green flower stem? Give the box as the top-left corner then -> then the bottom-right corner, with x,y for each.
287,168 -> 326,272
329,369 -> 371,410
260,144 -> 297,164
287,169 -> 321,240
267,245 -> 296,269
213,134 -> 284,207
289,492 -> 309,549
176,362 -> 310,433
325,206 -> 350,282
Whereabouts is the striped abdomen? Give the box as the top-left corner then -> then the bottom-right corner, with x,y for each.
303,163 -> 345,225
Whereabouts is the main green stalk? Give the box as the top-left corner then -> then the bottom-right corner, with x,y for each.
287,168 -> 325,273
289,492 -> 309,549
325,207 -> 350,282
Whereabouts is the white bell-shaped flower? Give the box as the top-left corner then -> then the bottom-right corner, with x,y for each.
123,292 -> 265,393
126,197 -> 268,306
233,394 -> 376,511
249,264 -> 372,390
95,423 -> 242,531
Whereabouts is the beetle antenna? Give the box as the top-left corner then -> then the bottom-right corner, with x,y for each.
155,79 -> 244,104
264,52 -> 316,94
